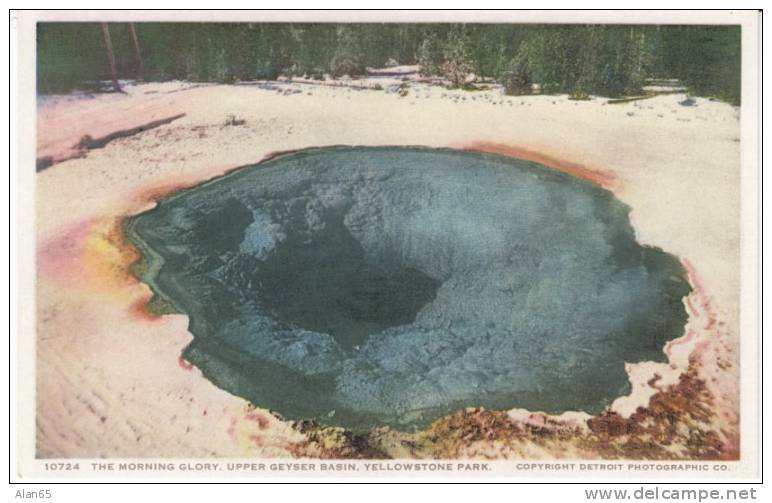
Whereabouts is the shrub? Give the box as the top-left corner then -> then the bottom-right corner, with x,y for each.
329,50 -> 365,78
281,63 -> 299,80
307,67 -> 326,81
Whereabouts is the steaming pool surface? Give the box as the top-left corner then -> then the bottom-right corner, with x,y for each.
127,147 -> 691,430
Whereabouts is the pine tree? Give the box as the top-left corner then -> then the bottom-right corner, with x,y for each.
417,32 -> 443,77
502,42 -> 532,95
570,26 -> 602,99
441,25 -> 474,88
329,25 -> 366,78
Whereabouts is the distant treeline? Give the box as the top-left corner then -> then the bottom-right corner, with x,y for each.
37,23 -> 741,104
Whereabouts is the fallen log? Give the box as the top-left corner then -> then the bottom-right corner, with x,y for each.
37,112 -> 185,172
76,113 -> 185,150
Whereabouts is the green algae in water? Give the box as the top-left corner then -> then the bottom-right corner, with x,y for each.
126,147 -> 691,430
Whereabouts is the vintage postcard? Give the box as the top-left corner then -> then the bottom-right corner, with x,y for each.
12,10 -> 761,482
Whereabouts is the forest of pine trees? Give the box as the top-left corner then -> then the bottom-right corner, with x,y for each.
36,23 -> 742,104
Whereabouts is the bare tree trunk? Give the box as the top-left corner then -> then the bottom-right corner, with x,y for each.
101,23 -> 121,92
129,23 -> 144,81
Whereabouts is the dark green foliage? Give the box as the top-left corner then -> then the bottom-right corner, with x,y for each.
502,43 -> 532,95
570,26 -> 603,99
650,25 -> 741,105
467,24 -> 513,80
329,53 -> 365,78
441,26 -> 474,88
37,23 -> 121,92
417,32 -> 443,77
37,22 -> 742,104
594,26 -> 654,98
328,26 -> 366,78
525,26 -> 572,94
521,25 -> 654,99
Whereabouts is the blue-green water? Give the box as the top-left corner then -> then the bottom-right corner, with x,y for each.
127,147 -> 691,430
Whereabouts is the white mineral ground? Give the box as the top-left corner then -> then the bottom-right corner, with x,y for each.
34,76 -> 740,458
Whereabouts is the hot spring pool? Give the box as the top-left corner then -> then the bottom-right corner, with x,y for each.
127,146 -> 691,430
